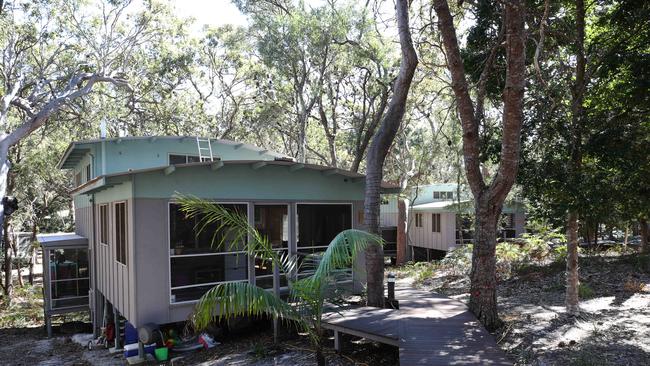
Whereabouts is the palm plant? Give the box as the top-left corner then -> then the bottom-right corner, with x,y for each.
176,195 -> 381,366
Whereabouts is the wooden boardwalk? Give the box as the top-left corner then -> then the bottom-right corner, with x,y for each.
322,285 -> 512,366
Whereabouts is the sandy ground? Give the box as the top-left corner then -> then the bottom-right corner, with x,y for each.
413,254 -> 650,366
0,325 -> 397,366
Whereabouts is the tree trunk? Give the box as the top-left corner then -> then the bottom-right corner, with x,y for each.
396,198 -> 407,265
640,218 -> 650,254
315,346 -> 325,366
433,0 -> 526,331
0,140 -> 14,296
565,0 -> 585,313
8,226 -> 23,287
28,224 -> 37,285
363,0 -> 418,308
566,211 -> 580,313
468,196 -> 501,329
2,218 -> 12,298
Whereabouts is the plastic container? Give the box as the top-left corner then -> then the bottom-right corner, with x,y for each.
125,322 -> 138,345
155,347 -> 169,361
124,343 -> 156,358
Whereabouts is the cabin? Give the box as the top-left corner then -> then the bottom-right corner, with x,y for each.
38,136 -> 399,338
380,184 -> 525,260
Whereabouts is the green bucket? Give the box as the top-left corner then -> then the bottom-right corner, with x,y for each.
155,347 -> 169,361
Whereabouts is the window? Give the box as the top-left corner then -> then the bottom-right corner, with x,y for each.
85,164 -> 91,182
254,205 -> 288,289
115,202 -> 127,265
169,203 -> 248,303
99,204 -> 108,245
49,248 -> 89,309
433,191 -> 453,200
415,213 -> 423,228
74,172 -> 82,187
169,154 -> 205,165
432,213 -> 441,233
297,204 -> 352,253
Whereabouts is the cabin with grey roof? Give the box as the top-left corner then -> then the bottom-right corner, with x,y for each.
40,136 -> 399,335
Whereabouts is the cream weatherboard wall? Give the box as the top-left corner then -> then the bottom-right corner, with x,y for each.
73,180 -> 142,328
408,212 -> 456,251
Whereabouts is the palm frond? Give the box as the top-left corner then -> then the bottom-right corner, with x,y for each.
175,194 -> 382,349
191,281 -> 304,331
176,194 -> 297,275
312,229 -> 381,281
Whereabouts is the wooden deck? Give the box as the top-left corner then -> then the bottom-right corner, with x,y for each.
322,285 -> 512,365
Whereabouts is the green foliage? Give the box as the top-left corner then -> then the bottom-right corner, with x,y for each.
441,244 -> 473,275
578,283 -> 595,299
519,0 -> 650,232
176,195 -> 381,358
397,261 -> 441,284
441,222 -> 575,279
0,284 -> 43,328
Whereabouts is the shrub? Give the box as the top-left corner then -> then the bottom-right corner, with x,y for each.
441,244 -> 473,275
579,283 -> 595,299
496,242 -> 525,278
412,261 -> 440,284
553,244 -> 583,261
519,233 -> 552,262
623,278 -> 647,293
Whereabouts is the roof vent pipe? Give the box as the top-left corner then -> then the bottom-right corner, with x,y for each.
100,119 -> 107,139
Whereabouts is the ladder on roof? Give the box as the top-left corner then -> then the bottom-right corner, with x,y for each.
196,137 -> 214,162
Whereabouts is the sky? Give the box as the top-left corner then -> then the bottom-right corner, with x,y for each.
169,0 -> 249,28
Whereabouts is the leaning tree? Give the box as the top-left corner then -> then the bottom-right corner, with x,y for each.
431,0 -> 527,329
363,0 -> 418,307
0,0 -> 166,297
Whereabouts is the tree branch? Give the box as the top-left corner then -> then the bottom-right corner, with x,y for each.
433,0 -> 485,195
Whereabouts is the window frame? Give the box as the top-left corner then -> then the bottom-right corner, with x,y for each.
432,213 -> 441,233
295,202 -> 354,285
295,202 -> 353,252
167,201 -> 250,305
85,163 -> 91,182
168,153 -> 206,165
253,203 -> 290,290
415,213 -> 423,228
47,247 -> 90,311
114,201 -> 128,266
99,204 -> 109,246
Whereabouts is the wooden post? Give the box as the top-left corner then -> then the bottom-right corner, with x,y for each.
396,199 -> 407,265
45,311 -> 52,338
114,308 -> 121,350
334,330 -> 343,352
273,263 -> 280,342
247,203 -> 256,285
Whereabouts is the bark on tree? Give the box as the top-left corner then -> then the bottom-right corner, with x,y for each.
640,218 -> 650,254
28,224 -> 36,285
2,217 -> 12,297
565,0 -> 586,313
433,0 -> 526,331
566,212 -> 580,312
364,0 -> 418,307
396,198 -> 407,265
